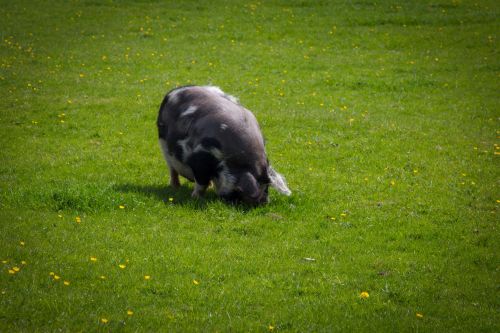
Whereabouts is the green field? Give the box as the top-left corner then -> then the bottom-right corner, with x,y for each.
1,0 -> 499,331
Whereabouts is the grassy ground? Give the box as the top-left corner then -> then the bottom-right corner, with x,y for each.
0,0 -> 498,331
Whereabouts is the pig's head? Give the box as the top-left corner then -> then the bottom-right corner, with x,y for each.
219,163 -> 291,206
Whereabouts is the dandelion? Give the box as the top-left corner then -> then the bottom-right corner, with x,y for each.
2,260 -> 7,264
390,180 -> 396,186
416,312 -> 424,318
268,325 -> 275,331
100,275 -> 106,280
144,275 -> 151,280
63,281 -> 70,286
168,197 -> 174,202
193,279 -> 199,285
12,267 -> 20,272
79,73 -> 85,78
49,272 -> 55,276
119,264 -> 126,269
127,310 -> 134,316
20,241 -> 25,246
360,291 -> 369,299
101,318 -> 108,324
21,261 -> 27,265
75,216 -> 81,223
119,205 -> 125,209
54,275 -> 60,280
90,256 -> 97,262
8,269 -> 15,274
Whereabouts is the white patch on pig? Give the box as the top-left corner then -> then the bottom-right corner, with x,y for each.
203,85 -> 224,96
159,138 -> 194,181
209,148 -> 223,160
180,105 -> 197,117
220,123 -> 228,131
213,162 -> 236,195
177,138 -> 192,161
203,86 -> 239,104
224,94 -> 239,104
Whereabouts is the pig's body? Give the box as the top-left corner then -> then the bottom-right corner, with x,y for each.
157,85 -> 290,204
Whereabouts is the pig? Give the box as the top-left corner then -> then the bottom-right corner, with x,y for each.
157,85 -> 291,205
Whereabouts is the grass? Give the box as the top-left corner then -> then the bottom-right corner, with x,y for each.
0,0 -> 498,331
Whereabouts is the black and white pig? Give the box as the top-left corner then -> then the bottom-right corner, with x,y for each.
157,85 -> 291,205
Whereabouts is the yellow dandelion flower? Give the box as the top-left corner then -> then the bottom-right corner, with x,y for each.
416,312 -> 423,318
268,325 -> 275,331
144,275 -> 151,280
12,267 -> 20,272
63,281 -> 70,286
8,269 -> 15,274
360,291 -> 369,299
49,272 -> 55,276
90,256 -> 97,262
20,241 -> 25,246
54,275 -> 60,280
21,261 -> 27,265
340,213 -> 347,217
101,318 -> 108,324
2,260 -> 7,264
127,310 -> 134,316
100,275 -> 106,280
57,214 -> 63,218
193,279 -> 199,285
390,180 -> 396,186
119,205 -> 125,209
75,216 -> 81,223
79,73 -> 85,78
119,264 -> 126,269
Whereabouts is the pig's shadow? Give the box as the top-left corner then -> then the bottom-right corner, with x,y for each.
115,183 -> 220,208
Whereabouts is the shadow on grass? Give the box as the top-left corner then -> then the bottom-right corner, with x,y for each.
115,183 -> 215,206
114,183 -> 258,210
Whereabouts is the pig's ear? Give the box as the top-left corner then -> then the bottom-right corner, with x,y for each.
237,172 -> 260,200
268,166 -> 291,196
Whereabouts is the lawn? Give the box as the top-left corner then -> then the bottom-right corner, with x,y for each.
0,0 -> 498,331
